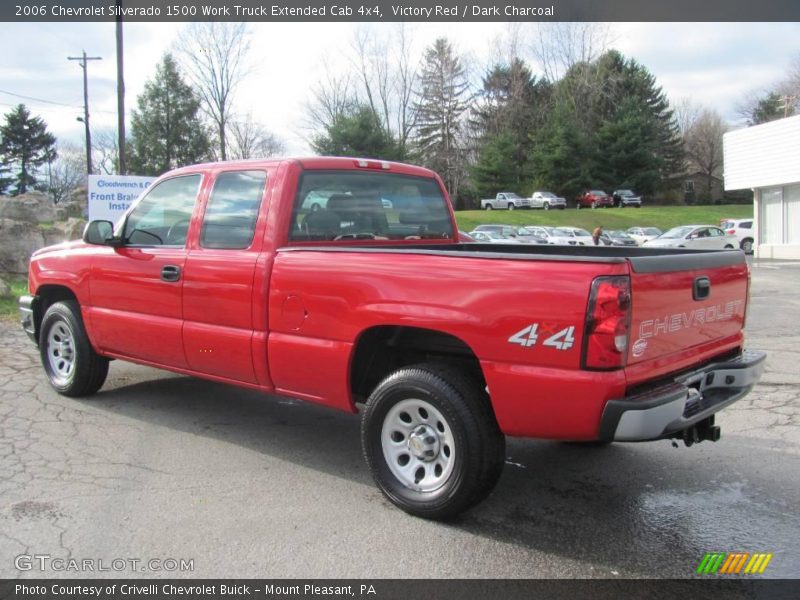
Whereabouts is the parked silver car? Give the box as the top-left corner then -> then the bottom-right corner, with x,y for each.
643,225 -> 738,250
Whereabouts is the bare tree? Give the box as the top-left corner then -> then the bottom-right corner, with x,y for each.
305,64 -> 357,132
47,142 -> 86,204
92,128 -> 120,175
346,25 -> 420,158
176,22 -> 250,161
530,23 -> 614,82
683,107 -> 728,197
229,114 -> 286,159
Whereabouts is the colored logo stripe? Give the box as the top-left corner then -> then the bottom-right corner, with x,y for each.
697,552 -> 773,575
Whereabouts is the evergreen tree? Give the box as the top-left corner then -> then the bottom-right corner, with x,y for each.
311,105 -> 400,159
594,97 -> 663,194
413,38 -> 471,196
128,54 -> 211,176
0,104 -> 57,195
469,132 -> 520,196
471,59 -> 552,195
529,103 -> 593,200
748,92 -> 784,125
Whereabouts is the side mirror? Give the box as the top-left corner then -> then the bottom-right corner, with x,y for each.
83,220 -> 116,245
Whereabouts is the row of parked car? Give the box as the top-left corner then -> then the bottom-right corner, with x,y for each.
464,223 -> 749,251
480,190 -> 643,210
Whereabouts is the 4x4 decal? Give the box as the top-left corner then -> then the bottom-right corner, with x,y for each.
508,324 -> 576,351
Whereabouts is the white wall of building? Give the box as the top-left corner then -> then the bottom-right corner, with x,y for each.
724,115 -> 800,260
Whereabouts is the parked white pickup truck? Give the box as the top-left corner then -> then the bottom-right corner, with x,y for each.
530,191 -> 567,210
480,192 -> 531,210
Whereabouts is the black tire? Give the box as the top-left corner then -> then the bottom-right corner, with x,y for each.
361,364 -> 505,520
39,300 -> 109,397
576,203 -> 581,210
741,238 -> 753,254
543,203 -> 550,210
591,201 -> 596,209
508,203 -> 515,211
485,205 -> 493,210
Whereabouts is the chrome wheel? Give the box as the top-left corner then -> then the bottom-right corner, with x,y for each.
46,320 -> 76,386
381,398 -> 455,493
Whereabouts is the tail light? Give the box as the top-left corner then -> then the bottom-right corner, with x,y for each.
727,229 -> 736,234
744,264 -> 751,328
582,276 -> 632,370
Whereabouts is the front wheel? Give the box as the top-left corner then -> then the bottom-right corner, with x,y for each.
507,203 -> 515,211
543,203 -> 550,210
591,201 -> 597,209
576,203 -> 582,210
361,364 -> 505,520
39,300 -> 109,397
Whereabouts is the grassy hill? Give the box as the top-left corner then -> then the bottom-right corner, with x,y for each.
454,205 -> 754,233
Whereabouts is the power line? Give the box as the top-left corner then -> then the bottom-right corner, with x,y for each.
0,88 -> 117,115
0,88 -> 82,109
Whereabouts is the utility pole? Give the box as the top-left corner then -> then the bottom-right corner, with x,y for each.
778,95 -> 797,118
116,2 -> 127,174
68,50 -> 102,175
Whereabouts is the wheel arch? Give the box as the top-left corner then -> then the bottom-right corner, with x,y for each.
349,325 -> 487,407
31,284 -> 80,343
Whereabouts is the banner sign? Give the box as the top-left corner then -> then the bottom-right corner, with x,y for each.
87,175 -> 155,223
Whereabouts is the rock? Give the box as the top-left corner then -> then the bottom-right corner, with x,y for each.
0,277 -> 10,297
64,218 -> 87,241
0,192 -> 57,224
0,218 -> 46,274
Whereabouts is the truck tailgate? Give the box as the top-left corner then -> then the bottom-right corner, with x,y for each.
625,251 -> 748,386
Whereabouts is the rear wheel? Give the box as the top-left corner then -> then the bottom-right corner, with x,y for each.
40,300 -> 109,397
576,203 -> 582,210
362,364 -> 505,520
485,204 -> 493,210
741,238 -> 753,254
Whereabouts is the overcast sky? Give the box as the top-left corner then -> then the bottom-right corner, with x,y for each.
0,21 -> 798,156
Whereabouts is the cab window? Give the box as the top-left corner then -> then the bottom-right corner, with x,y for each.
123,175 -> 201,246
289,171 -> 453,242
201,170 -> 267,249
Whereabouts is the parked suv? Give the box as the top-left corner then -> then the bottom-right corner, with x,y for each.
720,218 -> 755,254
612,189 -> 642,208
576,190 -> 613,209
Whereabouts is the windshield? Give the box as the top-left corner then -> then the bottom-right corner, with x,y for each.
552,228 -> 572,237
617,190 -> 633,196
660,226 -> 695,239
644,227 -> 662,235
504,192 -> 522,199
516,227 -> 533,235
573,229 -> 591,237
290,171 -> 453,242
590,190 -> 606,196
539,192 -> 555,198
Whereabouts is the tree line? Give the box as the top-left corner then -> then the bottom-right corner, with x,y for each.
1,24 -> 797,205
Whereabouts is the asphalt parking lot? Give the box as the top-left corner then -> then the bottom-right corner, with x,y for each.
1,259 -> 798,579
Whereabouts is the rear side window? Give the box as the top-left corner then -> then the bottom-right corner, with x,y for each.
289,170 -> 453,242
201,170 -> 267,249
740,221 -> 752,229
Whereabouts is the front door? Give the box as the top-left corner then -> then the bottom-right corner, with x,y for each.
88,174 -> 203,368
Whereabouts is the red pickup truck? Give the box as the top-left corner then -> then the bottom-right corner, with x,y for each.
20,157 -> 765,519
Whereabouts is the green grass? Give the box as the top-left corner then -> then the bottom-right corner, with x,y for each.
455,204 -> 754,233
0,277 -> 28,321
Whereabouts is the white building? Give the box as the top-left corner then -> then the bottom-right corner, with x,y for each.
723,114 -> 800,260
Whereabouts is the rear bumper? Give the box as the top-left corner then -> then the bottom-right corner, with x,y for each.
19,294 -> 38,345
598,349 -> 766,442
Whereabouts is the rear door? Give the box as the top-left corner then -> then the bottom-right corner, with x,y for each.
181,169 -> 271,385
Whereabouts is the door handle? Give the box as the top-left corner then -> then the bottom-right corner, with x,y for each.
161,265 -> 181,282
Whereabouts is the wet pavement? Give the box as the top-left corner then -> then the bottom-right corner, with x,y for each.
0,259 -> 798,579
